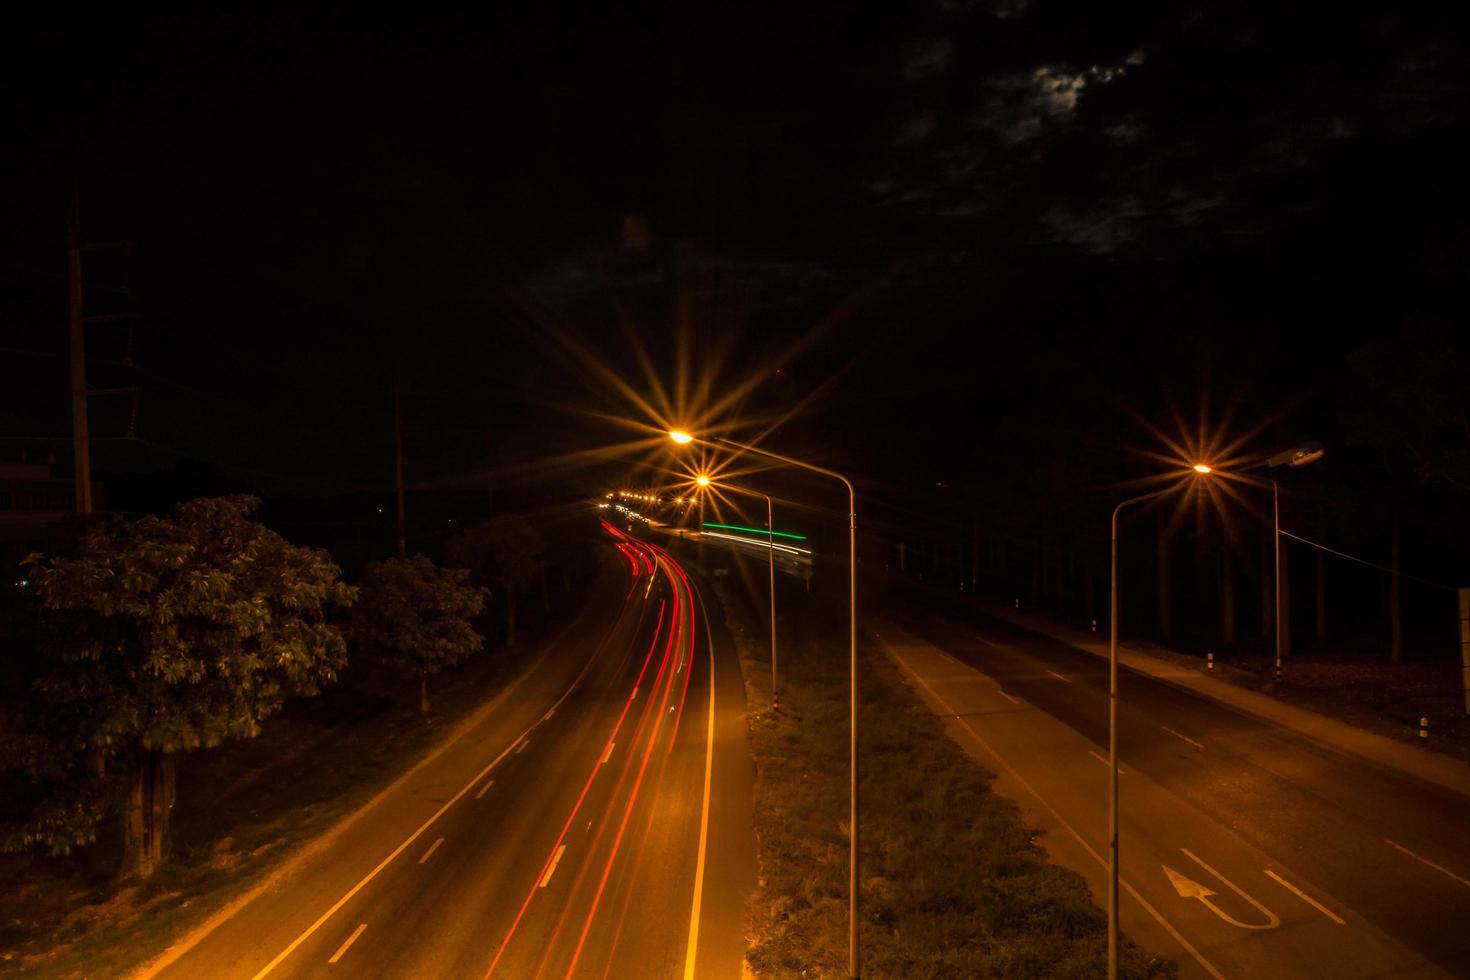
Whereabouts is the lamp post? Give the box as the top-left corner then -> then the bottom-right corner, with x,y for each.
1107,466 -> 1213,979
1107,487 -> 1167,979
696,475 -> 781,712
1243,442 -> 1325,684
671,430 -> 861,979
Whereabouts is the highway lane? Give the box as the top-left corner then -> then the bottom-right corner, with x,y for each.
148,525 -> 753,980
878,583 -> 1470,978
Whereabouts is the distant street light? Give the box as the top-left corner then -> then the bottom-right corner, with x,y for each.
695,475 -> 780,711
1106,467 -> 1211,979
671,429 -> 861,980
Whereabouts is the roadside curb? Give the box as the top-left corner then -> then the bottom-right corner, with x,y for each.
954,591 -> 1470,803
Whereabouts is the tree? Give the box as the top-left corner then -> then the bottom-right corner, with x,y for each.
444,514 -> 548,646
15,496 -> 355,878
349,555 -> 485,714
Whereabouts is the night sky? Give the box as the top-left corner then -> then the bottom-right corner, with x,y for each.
5,3 -> 1469,525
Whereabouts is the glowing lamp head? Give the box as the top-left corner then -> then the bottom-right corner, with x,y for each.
696,475 -> 710,487
1192,463 -> 1213,474
669,430 -> 693,445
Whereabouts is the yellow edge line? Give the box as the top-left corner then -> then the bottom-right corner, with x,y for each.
682,575 -> 718,980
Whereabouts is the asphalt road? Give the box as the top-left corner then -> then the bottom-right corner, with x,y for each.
878,583 -> 1470,979
148,524 -> 754,980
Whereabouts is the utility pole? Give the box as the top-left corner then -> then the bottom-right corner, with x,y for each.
393,367 -> 407,559
67,180 -> 92,514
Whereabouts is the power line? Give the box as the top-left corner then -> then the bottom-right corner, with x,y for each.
1277,528 -> 1454,591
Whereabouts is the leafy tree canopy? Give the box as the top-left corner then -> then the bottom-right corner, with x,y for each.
23,495 -> 357,755
350,555 -> 485,681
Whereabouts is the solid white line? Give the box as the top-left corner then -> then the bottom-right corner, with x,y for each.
1264,869 -> 1346,925
1161,726 -> 1205,749
417,837 -> 444,865
1046,669 -> 1071,683
682,576 -> 718,980
887,639 -> 1225,980
1088,750 -> 1126,774
601,741 -> 615,765
539,844 -> 567,887
474,778 -> 495,800
1386,839 -> 1470,888
327,923 -> 366,964
515,738 -> 530,754
543,707 -> 556,721
997,689 -> 1022,706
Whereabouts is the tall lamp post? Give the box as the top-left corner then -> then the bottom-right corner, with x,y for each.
1243,442 -> 1325,684
671,429 -> 861,979
695,475 -> 781,711
1107,465 -> 1212,979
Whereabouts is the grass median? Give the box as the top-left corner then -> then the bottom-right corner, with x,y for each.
712,569 -> 1175,979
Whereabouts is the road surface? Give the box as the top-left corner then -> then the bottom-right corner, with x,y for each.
878,582 -> 1470,979
148,523 -> 754,979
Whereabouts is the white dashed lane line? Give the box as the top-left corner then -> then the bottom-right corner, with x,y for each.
539,844 -> 568,888
327,924 -> 367,964
1162,726 -> 1205,749
417,837 -> 444,865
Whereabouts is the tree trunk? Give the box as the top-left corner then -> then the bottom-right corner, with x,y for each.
1030,544 -> 1041,602
1280,538 -> 1293,660
1156,516 -> 1171,642
1220,548 -> 1235,648
506,582 -> 518,647
419,676 -> 429,715
1315,551 -> 1327,646
1261,519 -> 1273,639
1085,563 -> 1095,625
121,749 -> 174,879
1391,512 -> 1402,665
969,526 -> 978,594
1055,544 -> 1066,612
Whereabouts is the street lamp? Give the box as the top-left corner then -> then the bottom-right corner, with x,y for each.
670,429 -> 861,980
694,475 -> 780,711
1241,441 -> 1325,685
1106,467 -> 1211,979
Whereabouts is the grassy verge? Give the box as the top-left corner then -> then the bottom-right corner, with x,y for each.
711,571 -> 1174,979
0,567 -> 603,979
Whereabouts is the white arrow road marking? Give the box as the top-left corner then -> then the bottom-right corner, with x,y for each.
1386,839 -> 1470,889
1264,869 -> 1345,925
1163,849 -> 1280,930
327,924 -> 366,964
1161,726 -> 1204,749
539,845 -> 567,888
